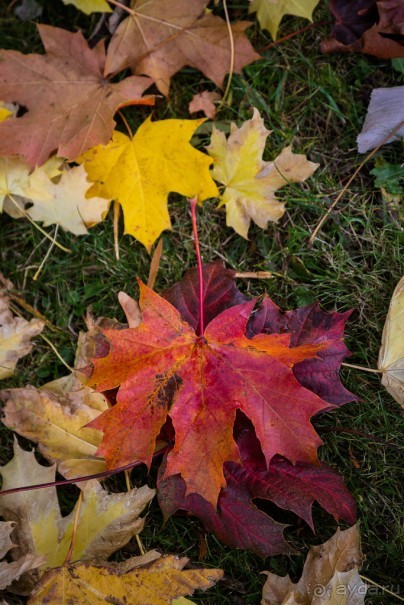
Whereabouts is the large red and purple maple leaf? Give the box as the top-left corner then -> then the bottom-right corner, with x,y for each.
84,261 -> 357,556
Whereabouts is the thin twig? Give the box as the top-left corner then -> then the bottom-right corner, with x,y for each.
217,0 -> 235,109
33,224 -> 59,281
64,491 -> 83,565
113,201 -> 121,261
258,21 -> 330,53
9,294 -> 59,332
320,427 -> 403,455
309,121 -> 404,246
235,271 -> 273,279
147,238 -> 163,290
341,362 -> 383,374
40,334 -> 74,372
360,575 -> 404,602
189,197 -> 205,335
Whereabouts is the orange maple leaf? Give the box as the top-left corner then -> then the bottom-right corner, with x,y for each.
86,282 -> 331,507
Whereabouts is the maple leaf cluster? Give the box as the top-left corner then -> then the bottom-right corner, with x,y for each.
82,262 -> 357,557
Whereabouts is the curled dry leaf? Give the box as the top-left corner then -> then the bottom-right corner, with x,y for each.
0,277 -> 44,380
378,276 -> 404,406
357,87 -> 404,153
105,0 -> 259,96
1,521 -> 44,591
0,25 -> 153,167
79,118 -> 218,249
189,91 -> 222,119
0,441 -> 155,570
28,555 -> 223,605
249,0 -> 320,40
261,524 -> 366,605
206,108 -> 319,239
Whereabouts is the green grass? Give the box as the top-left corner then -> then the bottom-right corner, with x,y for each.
0,1 -> 403,603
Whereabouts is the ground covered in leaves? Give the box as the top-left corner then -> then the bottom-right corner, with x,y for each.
0,1 -> 403,604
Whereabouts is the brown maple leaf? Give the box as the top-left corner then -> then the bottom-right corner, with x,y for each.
0,25 -> 154,167
104,0 -> 260,96
84,281 -> 332,508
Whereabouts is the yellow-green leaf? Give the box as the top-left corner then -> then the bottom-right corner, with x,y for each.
207,108 -> 318,239
62,0 -> 112,15
378,276 -> 404,406
249,0 -> 320,40
79,118 -> 218,250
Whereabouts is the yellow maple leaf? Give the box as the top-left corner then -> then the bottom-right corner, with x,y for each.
79,117 -> 219,250
0,441 -> 155,569
62,0 -> 112,14
378,276 -> 404,407
249,0 -> 320,40
0,102 -> 17,123
206,108 -> 318,239
28,555 -> 222,605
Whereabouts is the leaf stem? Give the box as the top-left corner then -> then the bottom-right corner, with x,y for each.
189,196 -> 205,335
359,575 -> 404,602
341,362 -> 383,374
64,490 -> 83,565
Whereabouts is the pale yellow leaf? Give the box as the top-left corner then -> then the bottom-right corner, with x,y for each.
249,0 -> 320,40
79,118 -> 218,249
0,284 -> 44,380
23,164 -> 111,235
28,555 -> 223,605
62,0 -> 112,14
378,276 -> 404,406
0,441 -> 155,570
1,157 -> 63,218
0,373 -> 108,476
207,108 -> 318,238
262,525 -> 365,605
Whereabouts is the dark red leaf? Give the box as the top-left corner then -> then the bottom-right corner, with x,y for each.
163,261 -> 247,334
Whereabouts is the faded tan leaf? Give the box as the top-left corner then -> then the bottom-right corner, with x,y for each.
0,282 -> 44,380
262,525 -> 365,605
378,276 -> 404,406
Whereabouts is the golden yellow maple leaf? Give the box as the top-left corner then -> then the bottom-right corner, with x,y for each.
249,0 -> 320,40
0,278 -> 44,380
206,108 -> 318,239
0,441 -> 155,570
378,276 -> 404,407
0,102 -> 17,123
79,117 -> 219,250
28,555 -> 222,605
62,0 -> 112,14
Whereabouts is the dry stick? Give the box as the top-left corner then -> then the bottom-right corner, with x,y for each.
359,575 -> 404,602
341,362 -> 383,374
258,21 -> 330,53
147,237 -> 163,290
0,447 -> 169,497
308,120 -> 404,247
189,197 -> 205,335
64,491 -> 83,565
33,224 -> 59,281
9,294 -> 59,332
7,194 -> 71,253
113,201 -> 121,261
235,271 -> 273,279
218,0 -> 235,109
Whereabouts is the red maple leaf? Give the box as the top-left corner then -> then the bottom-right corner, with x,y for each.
158,416 -> 355,556
86,281 -> 331,507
